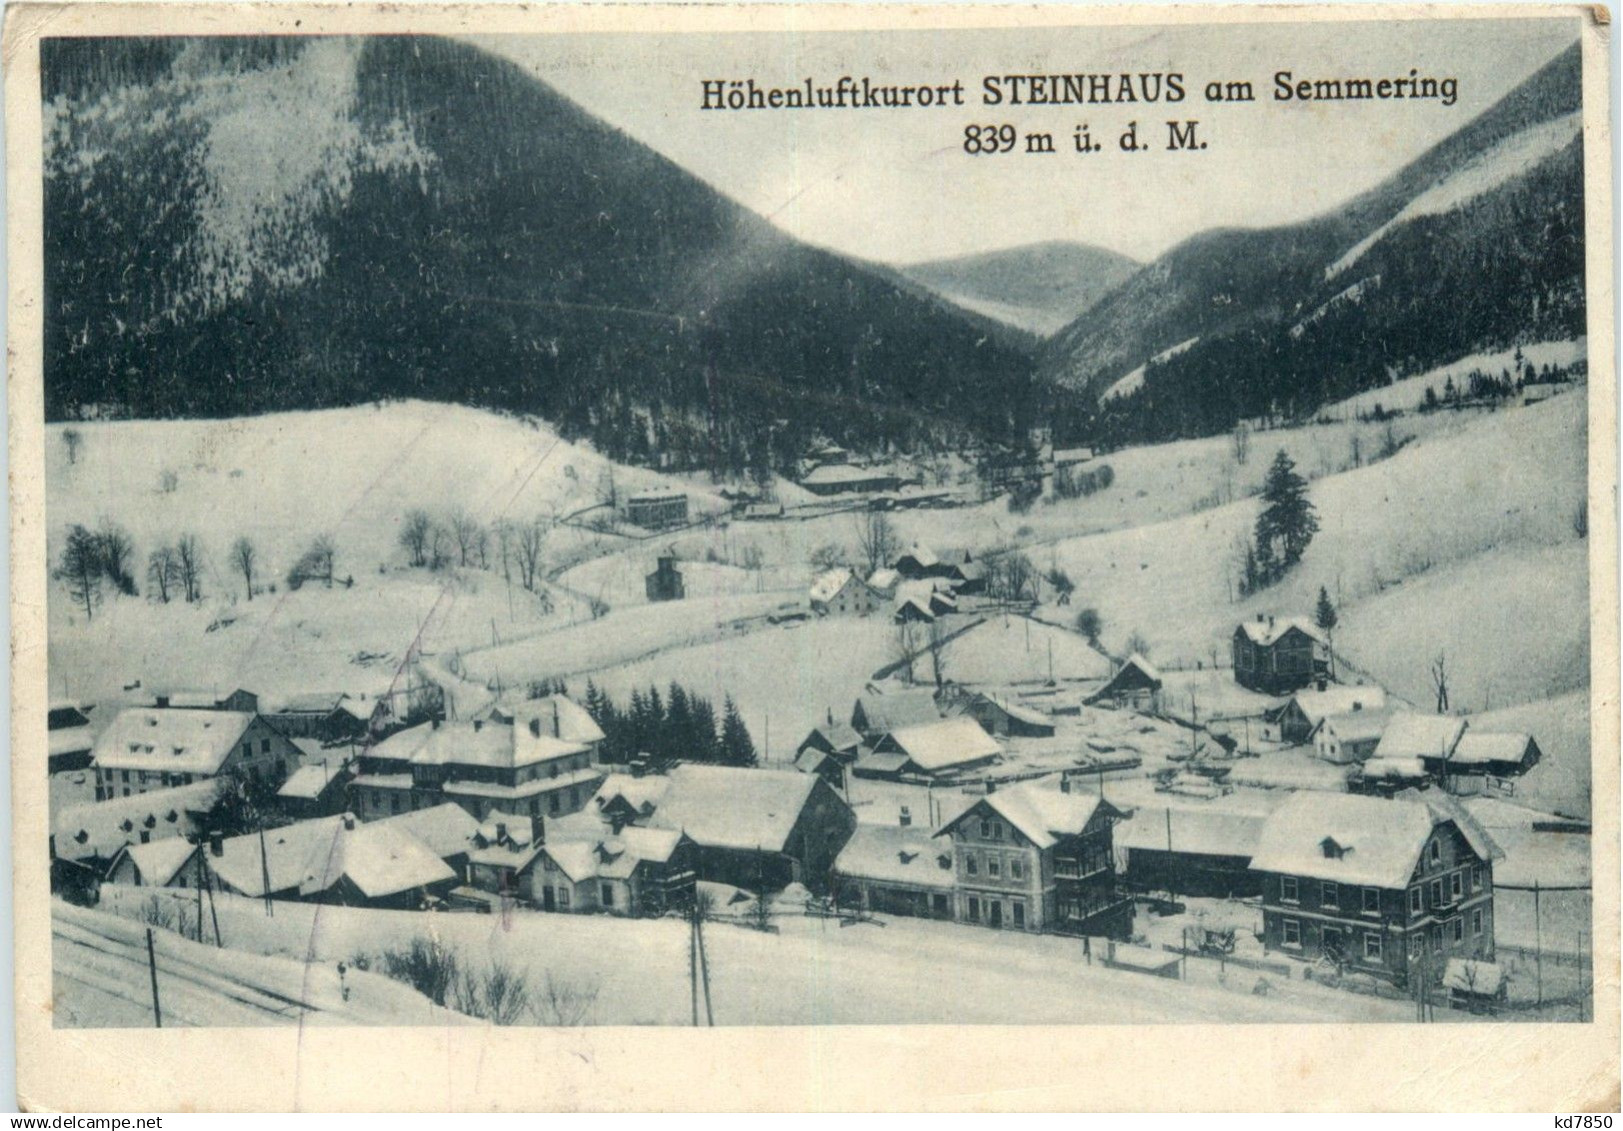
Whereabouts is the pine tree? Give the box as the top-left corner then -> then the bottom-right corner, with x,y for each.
1255,450 -> 1319,575
57,524 -> 102,620
691,695 -> 720,763
1314,586 -> 1338,634
665,682 -> 692,762
720,695 -> 757,767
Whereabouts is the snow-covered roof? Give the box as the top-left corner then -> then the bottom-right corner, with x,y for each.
1442,958 -> 1506,995
853,689 -> 942,734
49,726 -> 95,758
373,718 -> 589,773
156,689 -> 233,709
809,568 -> 856,603
210,816 -> 346,897
801,722 -> 863,754
593,773 -> 672,816
1286,685 -> 1388,724
943,782 -> 1118,850
1450,732 -> 1538,767
1314,709 -> 1392,745
835,824 -> 954,889
853,749 -> 911,776
54,780 -> 222,861
299,818 -> 455,900
1236,617 -> 1325,647
893,597 -> 936,622
1374,713 -> 1467,760
107,837 -> 201,887
91,709 -> 257,775
508,696 -> 606,746
801,464 -> 894,487
379,802 -> 480,860
543,841 -> 600,884
275,692 -> 349,715
647,764 -> 823,853
876,717 -> 1001,773
1361,757 -> 1429,779
278,761 -> 348,800
1249,791 -> 1497,889
794,747 -> 833,774
974,692 -> 1054,730
895,543 -> 939,569
1118,808 -> 1264,858
1053,446 -> 1094,464
441,767 -> 602,800
627,489 -> 687,503
866,568 -> 900,591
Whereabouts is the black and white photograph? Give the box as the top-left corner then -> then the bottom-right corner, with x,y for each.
16,4 -> 1612,1075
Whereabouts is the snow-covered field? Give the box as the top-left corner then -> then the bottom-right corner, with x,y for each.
97,885 -> 1416,1025
1324,340 -> 1586,421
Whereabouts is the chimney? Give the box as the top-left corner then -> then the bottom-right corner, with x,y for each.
827,707 -> 834,726
985,781 -> 997,794
1316,678 -> 1327,692
473,719 -> 483,733
552,701 -> 561,738
495,821 -> 508,843
209,832 -> 224,857
899,805 -> 912,828
1352,701 -> 1363,712
343,814 -> 356,831
1255,613 -> 1265,623
609,811 -> 628,834
1060,774 -> 1071,794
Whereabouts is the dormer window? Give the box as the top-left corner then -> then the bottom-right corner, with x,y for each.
1320,836 -> 1347,859
1429,839 -> 1441,865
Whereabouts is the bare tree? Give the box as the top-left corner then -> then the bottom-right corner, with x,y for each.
62,428 -> 82,465
855,512 -> 901,575
893,619 -> 919,683
472,525 -> 490,570
514,518 -> 547,592
1231,421 -> 1251,465
927,618 -> 951,689
175,534 -> 204,603
529,971 -> 601,1026
426,520 -> 451,571
310,534 -> 337,586
96,520 -> 136,594
1431,652 -> 1450,714
493,519 -> 514,582
1126,630 -> 1152,659
230,536 -> 257,600
399,508 -> 433,568
147,545 -> 179,603
449,508 -> 482,568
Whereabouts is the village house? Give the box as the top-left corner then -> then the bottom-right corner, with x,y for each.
52,779 -> 222,875
483,695 -> 608,764
265,691 -> 372,741
105,838 -> 206,890
794,717 -> 865,790
1119,806 -> 1266,899
524,816 -> 698,917
858,716 -> 1002,781
893,595 -> 937,624
833,821 -> 956,920
1372,712 -> 1467,765
1231,615 -> 1330,694
893,543 -> 941,580
1249,791 -> 1501,984
48,700 -> 95,774
377,801 -> 481,876
865,567 -> 901,598
935,779 -> 1133,938
351,713 -> 604,823
966,692 -> 1056,739
799,464 -> 901,496
591,764 -> 855,892
850,688 -> 944,741
1085,654 -> 1164,713
624,490 -> 689,530
936,551 -> 987,595
89,708 -> 303,801
1277,683 -> 1390,746
275,758 -> 353,819
1436,732 -> 1543,783
151,687 -> 260,713
645,553 -> 686,602
742,501 -> 784,521
1311,709 -> 1392,765
809,567 -> 877,616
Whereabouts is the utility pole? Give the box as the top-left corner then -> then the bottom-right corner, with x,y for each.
195,851 -> 205,943
146,927 -> 163,1028
1535,879 -> 1543,1006
259,823 -> 274,918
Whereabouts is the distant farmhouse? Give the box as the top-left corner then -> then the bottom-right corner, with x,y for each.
1085,654 -> 1164,713
1250,791 -> 1501,984
645,553 -> 685,602
799,464 -> 902,496
150,688 -> 260,714
834,822 -> 956,920
1277,684 -> 1389,746
1232,615 -> 1330,694
624,490 -> 689,530
809,567 -> 877,616
859,716 -> 1003,781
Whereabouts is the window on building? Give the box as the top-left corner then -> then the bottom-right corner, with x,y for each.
1472,864 -> 1483,890
1431,879 -> 1443,906
260,739 -> 270,754
1452,918 -> 1464,943
979,820 -> 990,839
1472,909 -> 1483,936
1363,932 -> 1382,961
1282,918 -> 1301,947
1322,881 -> 1338,910
967,897 -> 980,922
988,857 -> 1001,879
550,793 -> 562,815
1281,876 -> 1298,903
1429,839 -> 1441,865
1410,887 -> 1422,914
242,743 -> 252,761
1012,902 -> 1025,928
1363,888 -> 1380,914
558,887 -> 570,909
139,830 -> 151,844
991,822 -> 1003,841
390,795 -> 402,814
1431,925 -> 1444,953
121,771 -> 130,784
966,855 -> 978,877
1450,872 -> 1463,899
1011,857 -> 1023,881
601,884 -> 614,907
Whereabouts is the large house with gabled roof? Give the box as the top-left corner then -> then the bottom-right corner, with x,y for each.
90,708 -> 302,801
1232,615 -> 1330,694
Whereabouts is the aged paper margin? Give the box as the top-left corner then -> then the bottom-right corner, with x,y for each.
5,3 -> 1618,1112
